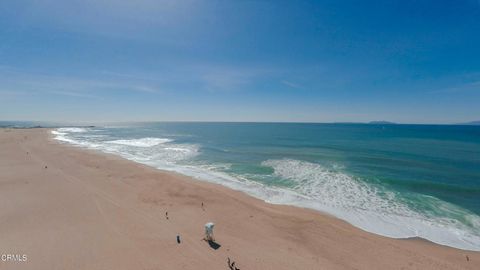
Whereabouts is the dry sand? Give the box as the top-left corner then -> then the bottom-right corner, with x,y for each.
0,128 -> 478,270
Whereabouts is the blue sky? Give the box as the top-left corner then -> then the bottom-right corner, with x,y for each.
1,0 -> 479,123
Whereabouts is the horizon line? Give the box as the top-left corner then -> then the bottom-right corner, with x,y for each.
1,119 -> 478,126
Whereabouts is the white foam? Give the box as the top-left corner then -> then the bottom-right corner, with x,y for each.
51,129 -> 100,148
51,130 -> 69,142
57,127 -> 88,133
260,159 -> 480,251
52,129 -> 196,163
106,138 -> 172,147
51,130 -> 66,136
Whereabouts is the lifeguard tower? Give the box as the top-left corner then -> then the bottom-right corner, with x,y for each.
204,222 -> 215,241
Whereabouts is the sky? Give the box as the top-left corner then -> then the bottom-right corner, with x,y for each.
1,0 -> 480,124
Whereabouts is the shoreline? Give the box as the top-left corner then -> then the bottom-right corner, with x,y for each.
50,127 -> 480,252
1,128 -> 478,269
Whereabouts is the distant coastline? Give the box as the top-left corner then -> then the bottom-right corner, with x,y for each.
457,121 -> 480,125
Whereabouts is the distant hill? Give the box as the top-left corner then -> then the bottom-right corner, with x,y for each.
457,121 -> 480,125
368,121 -> 397,125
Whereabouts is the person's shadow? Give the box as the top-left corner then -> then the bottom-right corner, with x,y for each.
207,240 -> 221,250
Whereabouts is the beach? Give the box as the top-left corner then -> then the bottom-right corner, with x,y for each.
0,128 -> 478,270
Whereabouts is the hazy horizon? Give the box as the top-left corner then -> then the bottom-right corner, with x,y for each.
1,1 -> 479,124
1,119 -> 479,126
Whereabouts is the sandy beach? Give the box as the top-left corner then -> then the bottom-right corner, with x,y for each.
0,128 -> 478,270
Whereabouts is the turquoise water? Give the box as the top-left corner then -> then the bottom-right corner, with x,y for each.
51,123 -> 480,250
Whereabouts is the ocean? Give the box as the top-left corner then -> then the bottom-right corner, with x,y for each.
50,122 -> 480,251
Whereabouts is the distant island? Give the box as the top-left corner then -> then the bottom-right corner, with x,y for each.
457,121 -> 480,125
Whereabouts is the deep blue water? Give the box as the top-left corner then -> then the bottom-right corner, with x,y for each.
51,122 -> 480,250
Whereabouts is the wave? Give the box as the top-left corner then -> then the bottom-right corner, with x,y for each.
106,138 -> 172,147
51,129 -> 196,164
261,159 -> 480,251
57,127 -> 88,133
51,129 -> 101,148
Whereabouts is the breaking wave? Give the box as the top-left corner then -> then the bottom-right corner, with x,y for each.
261,159 -> 480,251
107,138 -> 172,147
